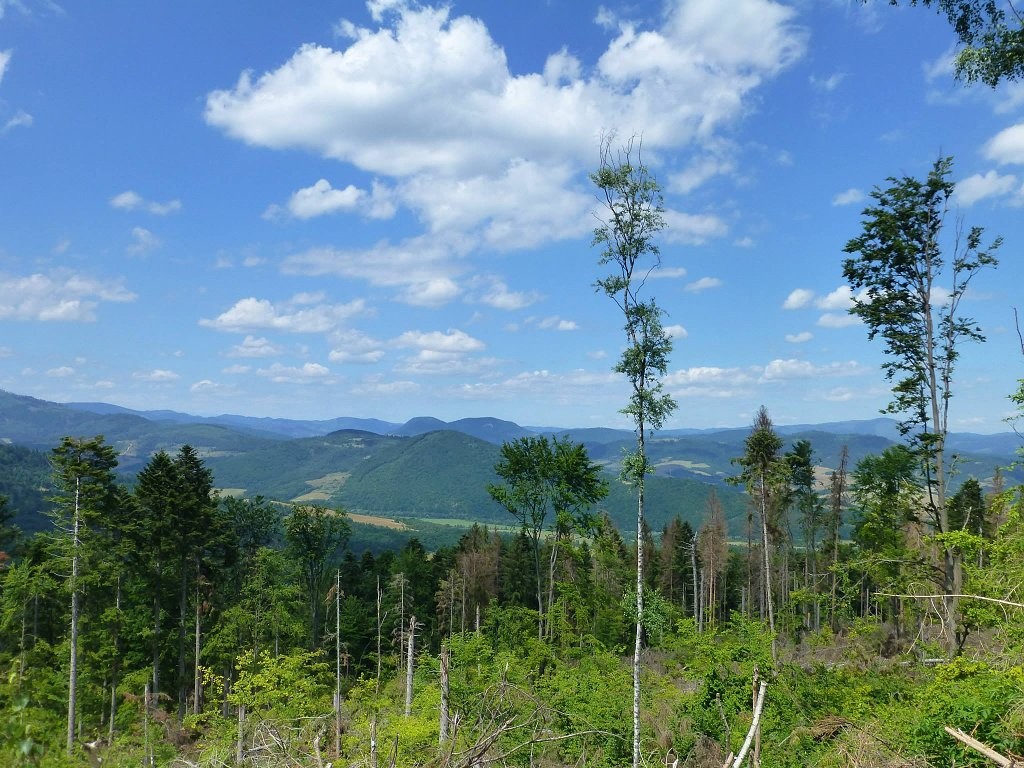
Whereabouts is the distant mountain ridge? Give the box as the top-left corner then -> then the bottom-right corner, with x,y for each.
1,388 -> 1019,543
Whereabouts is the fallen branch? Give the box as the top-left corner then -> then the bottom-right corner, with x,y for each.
875,592 -> 1024,610
944,726 -> 1013,766
722,680 -> 768,768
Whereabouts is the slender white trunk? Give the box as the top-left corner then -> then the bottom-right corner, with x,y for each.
759,473 -> 777,663
66,477 -> 81,757
404,616 -> 415,716
439,646 -> 451,746
335,570 -> 342,759
633,431 -> 645,768
109,574 -> 122,741
194,577 -> 202,715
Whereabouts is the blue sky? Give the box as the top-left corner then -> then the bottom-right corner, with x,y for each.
1,0 -> 1022,432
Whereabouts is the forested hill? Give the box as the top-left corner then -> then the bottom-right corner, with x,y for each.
0,388 -> 1018,543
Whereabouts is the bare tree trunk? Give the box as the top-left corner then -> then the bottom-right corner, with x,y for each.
194,577 -> 202,715
335,570 -> 342,759
439,646 -> 450,746
759,474 -> 777,663
66,477 -> 81,757
152,558 -> 162,705
144,682 -> 152,768
547,539 -> 559,641
633,468 -> 645,768
690,543 -> 699,622
236,703 -> 245,767
698,568 -> 706,634
404,616 -> 415,717
109,574 -> 121,742
178,556 -> 189,723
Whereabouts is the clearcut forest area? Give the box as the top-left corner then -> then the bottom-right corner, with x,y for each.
5,3 -> 1024,768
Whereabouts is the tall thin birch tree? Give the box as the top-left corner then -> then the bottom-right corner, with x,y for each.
592,136 -> 677,768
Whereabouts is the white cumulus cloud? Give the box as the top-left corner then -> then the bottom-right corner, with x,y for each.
133,369 -> 180,382
0,270 -> 135,322
111,190 -> 182,215
783,288 -> 814,309
984,124 -> 1024,165
257,362 -> 332,383
684,276 -> 722,293
204,0 -> 805,269
954,170 -> 1020,206
201,295 -> 367,333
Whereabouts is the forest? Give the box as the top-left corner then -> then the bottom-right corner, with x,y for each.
0,150 -> 1022,768
5,5 -> 1024,761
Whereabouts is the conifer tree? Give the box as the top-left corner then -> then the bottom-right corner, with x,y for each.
732,407 -> 787,661
49,435 -> 118,756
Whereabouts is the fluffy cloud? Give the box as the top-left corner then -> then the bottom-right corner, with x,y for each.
0,51 -> 32,134
392,328 -> 489,375
760,358 -> 866,381
832,188 -> 865,206
782,288 -> 814,309
208,2 -> 803,172
535,316 -> 578,331
669,155 -> 736,194
0,270 -> 135,322
648,267 -> 688,280
283,236 -> 468,307
268,178 -> 396,220
228,335 -> 284,358
663,210 -> 728,245
2,109 -> 32,132
110,190 -> 182,215
984,124 -> 1024,165
328,329 -> 386,364
475,278 -> 541,311
201,295 -> 367,333
206,0 -> 804,267
954,170 -> 1020,206
815,285 -> 857,311
817,312 -> 861,328
810,72 -> 845,92
257,362 -> 332,383
133,369 -> 180,382
684,276 -> 722,293
394,329 -> 484,354
663,365 -> 756,398
128,227 -> 160,255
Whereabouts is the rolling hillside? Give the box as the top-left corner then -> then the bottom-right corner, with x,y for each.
2,388 -> 1019,545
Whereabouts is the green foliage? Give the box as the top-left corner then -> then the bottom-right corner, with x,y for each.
910,659 -> 1024,764
843,156 -> 1000,527
229,649 -> 332,719
893,0 -> 1024,85
284,504 -> 350,646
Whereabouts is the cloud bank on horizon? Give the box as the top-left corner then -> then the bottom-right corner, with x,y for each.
0,0 -> 1021,432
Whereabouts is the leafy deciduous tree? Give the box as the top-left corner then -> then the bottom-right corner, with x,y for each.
284,505 -> 350,647
843,155 -> 1000,652
889,0 -> 1024,85
591,135 -> 677,768
488,436 -> 608,640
